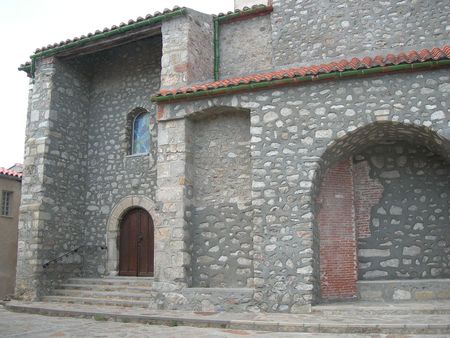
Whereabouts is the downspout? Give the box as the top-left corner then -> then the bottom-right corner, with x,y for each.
213,19 -> 220,81
30,56 -> 36,79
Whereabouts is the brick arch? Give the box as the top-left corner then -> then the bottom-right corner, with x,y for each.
106,195 -> 160,275
311,121 -> 450,301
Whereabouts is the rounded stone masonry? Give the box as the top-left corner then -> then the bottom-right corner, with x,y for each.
15,0 -> 450,311
158,68 -> 450,311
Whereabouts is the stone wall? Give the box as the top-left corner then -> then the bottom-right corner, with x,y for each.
17,0 -> 450,310
159,68 -> 450,312
186,10 -> 214,84
161,10 -> 213,88
317,141 -> 450,300
356,142 -> 450,280
16,64 -> 49,300
156,118 -> 191,285
219,14 -> 272,78
189,110 -> 253,287
358,279 -> 450,302
82,36 -> 161,276
16,35 -> 163,298
191,110 -> 251,207
270,0 -> 450,67
38,57 -> 90,288
16,56 -> 90,298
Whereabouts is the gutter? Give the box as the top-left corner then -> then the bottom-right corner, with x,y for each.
151,59 -> 450,103
0,174 -> 22,182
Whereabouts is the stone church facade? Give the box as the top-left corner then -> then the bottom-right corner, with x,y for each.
17,0 -> 450,313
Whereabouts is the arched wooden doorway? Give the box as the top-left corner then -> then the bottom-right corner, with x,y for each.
119,208 -> 154,276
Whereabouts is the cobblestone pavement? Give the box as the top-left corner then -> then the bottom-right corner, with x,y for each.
0,307 -> 448,338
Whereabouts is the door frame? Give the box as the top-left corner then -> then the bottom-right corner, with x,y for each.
118,207 -> 154,276
106,196 -> 159,276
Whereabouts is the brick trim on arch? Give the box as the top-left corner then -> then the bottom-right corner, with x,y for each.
106,195 -> 160,276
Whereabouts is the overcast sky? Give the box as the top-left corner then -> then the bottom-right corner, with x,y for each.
0,0 -> 234,168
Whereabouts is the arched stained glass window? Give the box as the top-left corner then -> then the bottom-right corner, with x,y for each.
132,112 -> 150,154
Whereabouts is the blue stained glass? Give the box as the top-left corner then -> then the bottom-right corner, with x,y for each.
132,112 -> 150,154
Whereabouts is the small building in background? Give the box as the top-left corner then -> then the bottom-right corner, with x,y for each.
0,164 -> 22,299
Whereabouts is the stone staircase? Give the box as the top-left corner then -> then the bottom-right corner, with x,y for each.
4,278 -> 450,334
43,277 -> 159,308
5,299 -> 450,335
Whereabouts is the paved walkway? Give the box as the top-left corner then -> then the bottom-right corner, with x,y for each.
0,306 -> 448,338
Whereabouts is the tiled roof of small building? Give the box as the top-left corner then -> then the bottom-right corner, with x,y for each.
154,45 -> 450,101
0,167 -> 23,179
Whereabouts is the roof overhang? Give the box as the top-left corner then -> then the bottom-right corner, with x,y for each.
19,7 -> 187,77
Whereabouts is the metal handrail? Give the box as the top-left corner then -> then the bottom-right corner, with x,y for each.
42,245 -> 107,269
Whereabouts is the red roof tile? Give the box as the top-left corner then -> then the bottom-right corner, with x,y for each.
0,167 -> 22,179
34,6 -> 185,54
20,4 -> 273,75
156,45 -> 450,99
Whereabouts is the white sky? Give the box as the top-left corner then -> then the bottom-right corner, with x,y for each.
0,0 -> 234,168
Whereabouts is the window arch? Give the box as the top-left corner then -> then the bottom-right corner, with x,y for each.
131,111 -> 151,155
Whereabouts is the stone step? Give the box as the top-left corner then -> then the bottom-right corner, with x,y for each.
5,301 -> 450,335
59,283 -> 155,293
312,301 -> 450,315
357,279 -> 450,302
67,277 -> 154,287
51,289 -> 157,301
42,296 -> 156,309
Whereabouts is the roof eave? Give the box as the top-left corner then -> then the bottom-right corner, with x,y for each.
19,7 -> 188,77
152,58 -> 450,103
0,173 -> 22,181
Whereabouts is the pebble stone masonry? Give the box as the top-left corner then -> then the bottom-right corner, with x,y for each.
15,0 -> 450,313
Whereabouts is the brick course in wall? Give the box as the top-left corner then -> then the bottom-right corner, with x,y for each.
317,159 -> 357,300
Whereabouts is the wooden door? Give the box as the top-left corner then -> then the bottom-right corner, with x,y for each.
119,208 -> 154,276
